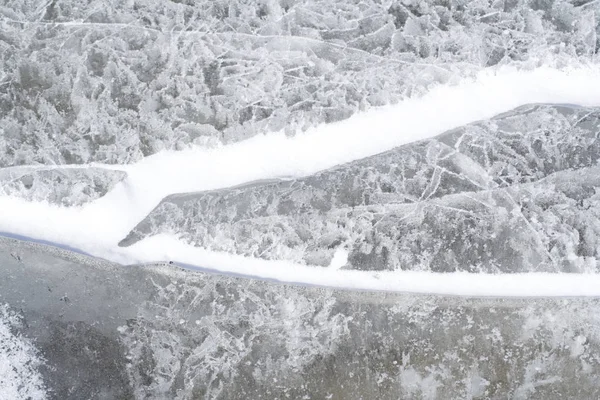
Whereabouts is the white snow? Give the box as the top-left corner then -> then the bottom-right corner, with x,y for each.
329,248 -> 349,270
2,64 -> 600,297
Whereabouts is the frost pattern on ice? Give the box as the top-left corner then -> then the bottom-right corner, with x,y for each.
0,304 -> 47,400
1,68 -> 600,292
119,275 -> 347,399
120,104 -> 600,273
0,167 -> 126,207
111,262 -> 600,399
5,224 -> 600,398
1,0 -> 598,166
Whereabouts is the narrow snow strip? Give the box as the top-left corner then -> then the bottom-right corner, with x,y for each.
131,234 -> 600,298
2,64 -> 600,297
4,232 -> 600,298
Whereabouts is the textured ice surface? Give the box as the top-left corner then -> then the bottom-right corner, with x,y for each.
4,68 -> 600,281
121,104 -> 600,273
4,237 -> 600,399
0,166 -> 126,206
0,304 -> 47,400
1,0 -> 599,166
2,0 -> 600,398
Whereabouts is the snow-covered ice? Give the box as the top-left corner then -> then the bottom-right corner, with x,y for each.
2,64 -> 600,297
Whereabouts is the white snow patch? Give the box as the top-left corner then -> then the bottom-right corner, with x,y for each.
329,248 -> 349,270
0,305 -> 47,400
2,64 -> 600,296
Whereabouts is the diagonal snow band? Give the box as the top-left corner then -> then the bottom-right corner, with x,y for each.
2,64 -> 600,296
